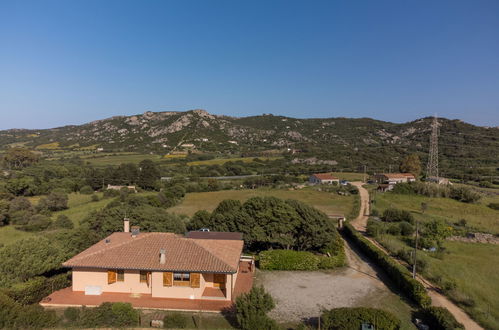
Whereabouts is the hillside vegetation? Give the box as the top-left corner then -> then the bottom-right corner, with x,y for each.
1,110 -> 497,180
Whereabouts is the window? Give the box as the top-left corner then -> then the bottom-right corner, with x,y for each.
140,271 -> 148,283
173,272 -> 190,286
117,269 -> 124,282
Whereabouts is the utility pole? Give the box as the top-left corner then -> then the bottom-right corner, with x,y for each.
426,116 -> 439,180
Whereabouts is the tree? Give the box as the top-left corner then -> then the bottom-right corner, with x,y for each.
399,154 -> 422,178
37,191 -> 69,212
235,287 -> 278,330
137,159 -> 160,190
2,148 -> 39,169
53,215 -> 74,229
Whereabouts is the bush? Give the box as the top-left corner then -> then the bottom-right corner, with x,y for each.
418,307 -> 464,329
90,193 -> 99,202
163,312 -> 188,328
17,214 -> 51,232
343,223 -> 431,308
449,186 -> 481,203
488,202 -> 499,210
37,192 -> 69,211
399,221 -> 414,236
79,185 -> 94,194
53,215 -> 74,229
78,302 -> 139,327
259,249 -> 343,270
235,286 -> 278,330
382,208 -> 414,223
64,307 -> 80,322
321,307 -> 401,330
7,273 -> 71,305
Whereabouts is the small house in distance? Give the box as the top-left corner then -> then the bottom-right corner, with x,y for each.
374,173 -> 416,192
106,184 -> 137,192
309,173 -> 340,185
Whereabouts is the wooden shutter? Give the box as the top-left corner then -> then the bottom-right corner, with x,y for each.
163,272 -> 173,287
190,273 -> 200,288
107,270 -> 117,284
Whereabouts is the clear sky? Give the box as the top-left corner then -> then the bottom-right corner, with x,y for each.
1,0 -> 498,129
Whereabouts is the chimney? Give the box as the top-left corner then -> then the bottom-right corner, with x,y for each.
131,226 -> 140,237
159,248 -> 166,264
124,218 -> 130,233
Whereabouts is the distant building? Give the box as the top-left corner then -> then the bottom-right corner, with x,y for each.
106,184 -> 137,192
309,173 -> 340,185
426,176 -> 452,185
181,143 -> 195,148
373,173 -> 415,185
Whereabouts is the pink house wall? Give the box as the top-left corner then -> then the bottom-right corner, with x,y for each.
72,268 -> 151,294
72,267 -> 239,301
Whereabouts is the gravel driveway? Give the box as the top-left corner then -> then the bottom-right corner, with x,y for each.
255,239 -> 399,322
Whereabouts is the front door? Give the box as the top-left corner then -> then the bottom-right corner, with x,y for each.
213,274 -> 225,288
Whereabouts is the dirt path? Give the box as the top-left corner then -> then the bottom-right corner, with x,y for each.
350,181 -> 369,232
350,182 -> 483,330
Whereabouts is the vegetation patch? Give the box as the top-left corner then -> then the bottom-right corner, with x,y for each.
259,249 -> 345,271
320,307 -> 401,330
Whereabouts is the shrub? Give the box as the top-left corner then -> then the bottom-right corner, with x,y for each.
259,250 -> 318,270
449,186 -> 481,203
418,307 -> 464,329
163,312 -> 188,328
37,192 -> 69,211
17,214 -> 51,232
90,193 -> 99,202
64,307 -> 80,322
53,215 -> 74,229
399,221 -> 414,236
7,273 -> 71,305
382,208 -> 414,223
235,286 -> 278,330
321,307 -> 401,330
488,202 -> 499,210
79,185 -> 94,194
343,223 -> 431,308
78,302 -> 139,327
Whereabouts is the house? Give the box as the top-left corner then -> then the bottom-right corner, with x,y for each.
309,173 -> 340,185
373,173 -> 416,185
43,222 -> 248,308
106,184 -> 137,192
427,176 -> 452,185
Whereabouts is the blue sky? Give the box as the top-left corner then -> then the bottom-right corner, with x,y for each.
0,0 -> 498,129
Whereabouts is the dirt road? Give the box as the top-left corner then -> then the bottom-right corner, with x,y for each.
349,182 -> 483,330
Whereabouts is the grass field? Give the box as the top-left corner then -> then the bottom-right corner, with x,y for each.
373,192 -> 499,234
51,193 -> 111,226
372,190 -> 499,329
0,225 -> 35,246
186,156 -> 281,166
169,187 -> 354,217
81,153 -> 163,166
425,241 -> 499,329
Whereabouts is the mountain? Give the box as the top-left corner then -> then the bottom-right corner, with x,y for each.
1,109 -> 498,177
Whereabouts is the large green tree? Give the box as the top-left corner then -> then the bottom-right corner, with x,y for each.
399,153 -> 422,178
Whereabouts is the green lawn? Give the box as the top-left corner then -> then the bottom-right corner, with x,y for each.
0,225 -> 34,246
373,191 -> 499,234
51,193 -> 111,226
186,156 -> 281,166
169,187 -> 354,217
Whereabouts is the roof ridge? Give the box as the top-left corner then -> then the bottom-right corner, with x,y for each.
64,232 -> 153,264
190,239 -> 236,272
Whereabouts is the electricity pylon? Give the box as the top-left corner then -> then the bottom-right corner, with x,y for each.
426,116 -> 439,179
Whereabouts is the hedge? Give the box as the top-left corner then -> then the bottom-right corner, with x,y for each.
343,223 -> 431,308
6,273 -> 71,305
259,249 -> 345,271
419,307 -> 464,330
321,307 -> 401,330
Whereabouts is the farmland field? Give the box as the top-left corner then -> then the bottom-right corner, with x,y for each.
168,187 -> 354,217
81,153 -> 163,166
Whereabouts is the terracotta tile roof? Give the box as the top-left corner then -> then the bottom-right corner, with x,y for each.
312,173 -> 339,180
62,232 -> 243,273
186,231 -> 243,240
